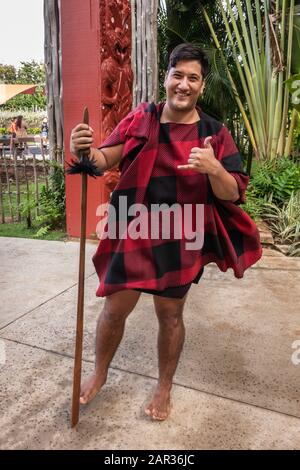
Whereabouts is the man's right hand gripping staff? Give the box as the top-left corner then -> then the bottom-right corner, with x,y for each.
69,123 -> 123,177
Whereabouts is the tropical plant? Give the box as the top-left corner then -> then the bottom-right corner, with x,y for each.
242,192 -> 266,220
203,0 -> 297,164
242,156 -> 300,223
287,240 -> 300,256
285,1 -> 300,153
263,191 -> 300,251
249,157 -> 300,204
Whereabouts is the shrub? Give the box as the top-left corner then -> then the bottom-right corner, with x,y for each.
27,127 -> 41,135
242,158 -> 300,255
35,162 -> 66,237
262,191 -> 300,255
248,157 -> 300,205
0,126 -> 42,135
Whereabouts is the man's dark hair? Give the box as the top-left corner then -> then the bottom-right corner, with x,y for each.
167,43 -> 209,79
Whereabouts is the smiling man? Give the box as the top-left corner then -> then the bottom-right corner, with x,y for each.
70,43 -> 261,421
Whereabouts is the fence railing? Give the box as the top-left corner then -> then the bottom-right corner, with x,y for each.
0,136 -> 50,224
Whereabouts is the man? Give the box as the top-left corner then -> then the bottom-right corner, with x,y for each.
70,43 -> 261,421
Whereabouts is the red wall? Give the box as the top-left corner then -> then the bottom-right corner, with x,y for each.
61,0 -> 106,238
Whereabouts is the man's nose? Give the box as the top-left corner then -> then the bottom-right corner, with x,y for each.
178,77 -> 189,90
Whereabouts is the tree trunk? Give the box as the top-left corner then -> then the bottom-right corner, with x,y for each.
131,0 -> 158,107
44,0 -> 64,163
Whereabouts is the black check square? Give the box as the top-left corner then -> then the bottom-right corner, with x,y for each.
146,175 -> 177,205
152,241 -> 181,278
105,252 -> 127,284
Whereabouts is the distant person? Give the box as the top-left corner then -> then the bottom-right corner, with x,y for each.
15,115 -> 28,155
15,115 -> 28,138
41,117 -> 49,148
8,117 -> 17,151
8,117 -> 17,137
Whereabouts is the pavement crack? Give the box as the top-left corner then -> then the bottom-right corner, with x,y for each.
0,272 -> 96,331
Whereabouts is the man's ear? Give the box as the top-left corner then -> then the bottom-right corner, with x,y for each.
200,81 -> 205,95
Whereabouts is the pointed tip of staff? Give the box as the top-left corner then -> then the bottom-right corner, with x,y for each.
71,417 -> 79,429
83,107 -> 89,126
71,403 -> 80,428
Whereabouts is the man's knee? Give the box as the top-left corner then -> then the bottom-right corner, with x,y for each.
154,298 -> 185,327
102,305 -> 128,324
102,290 -> 140,323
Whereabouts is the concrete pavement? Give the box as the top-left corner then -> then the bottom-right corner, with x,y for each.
0,237 -> 300,449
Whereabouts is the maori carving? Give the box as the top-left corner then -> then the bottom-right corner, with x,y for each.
100,0 -> 133,138
99,0 -> 133,192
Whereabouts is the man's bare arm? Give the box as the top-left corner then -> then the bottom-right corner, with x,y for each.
70,123 -> 123,172
207,166 -> 239,202
89,145 -> 123,172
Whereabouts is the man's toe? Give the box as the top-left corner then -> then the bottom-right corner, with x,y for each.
153,411 -> 165,421
79,391 -> 90,404
144,404 -> 153,416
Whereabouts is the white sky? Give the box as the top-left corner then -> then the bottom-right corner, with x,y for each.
0,0 -> 44,68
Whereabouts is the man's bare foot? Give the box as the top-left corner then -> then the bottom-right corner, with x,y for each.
144,385 -> 171,421
79,372 -> 107,405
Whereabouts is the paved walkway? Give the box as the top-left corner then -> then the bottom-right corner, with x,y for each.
0,237 -> 299,449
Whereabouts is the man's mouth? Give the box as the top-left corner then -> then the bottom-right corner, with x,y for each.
175,92 -> 191,97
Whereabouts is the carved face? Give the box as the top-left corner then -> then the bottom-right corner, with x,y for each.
114,27 -> 130,64
164,60 -> 205,113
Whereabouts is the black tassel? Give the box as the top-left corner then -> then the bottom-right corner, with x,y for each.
66,154 -> 103,178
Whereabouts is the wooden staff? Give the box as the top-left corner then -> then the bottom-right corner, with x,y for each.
71,107 -> 89,428
67,107 -> 102,427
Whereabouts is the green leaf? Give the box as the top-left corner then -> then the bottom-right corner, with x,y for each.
285,73 -> 300,111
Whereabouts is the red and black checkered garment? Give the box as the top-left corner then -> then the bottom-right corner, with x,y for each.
93,102 -> 262,297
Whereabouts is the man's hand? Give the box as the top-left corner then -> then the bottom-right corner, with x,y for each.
177,136 -> 221,176
70,122 -> 124,174
177,135 -> 239,201
70,123 -> 94,157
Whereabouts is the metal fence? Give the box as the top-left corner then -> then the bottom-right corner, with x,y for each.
0,136 -> 50,223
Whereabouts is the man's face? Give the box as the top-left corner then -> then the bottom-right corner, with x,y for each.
164,60 -> 205,113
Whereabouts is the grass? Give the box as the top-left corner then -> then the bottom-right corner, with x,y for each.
1,181 -> 44,216
0,221 -> 66,241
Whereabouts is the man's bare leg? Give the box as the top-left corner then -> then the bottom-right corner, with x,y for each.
80,289 -> 141,404
145,294 -> 188,420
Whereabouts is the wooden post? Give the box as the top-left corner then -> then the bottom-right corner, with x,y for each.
44,0 -> 64,163
131,0 -> 158,107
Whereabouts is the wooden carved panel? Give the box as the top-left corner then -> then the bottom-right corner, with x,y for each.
100,0 -> 133,140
